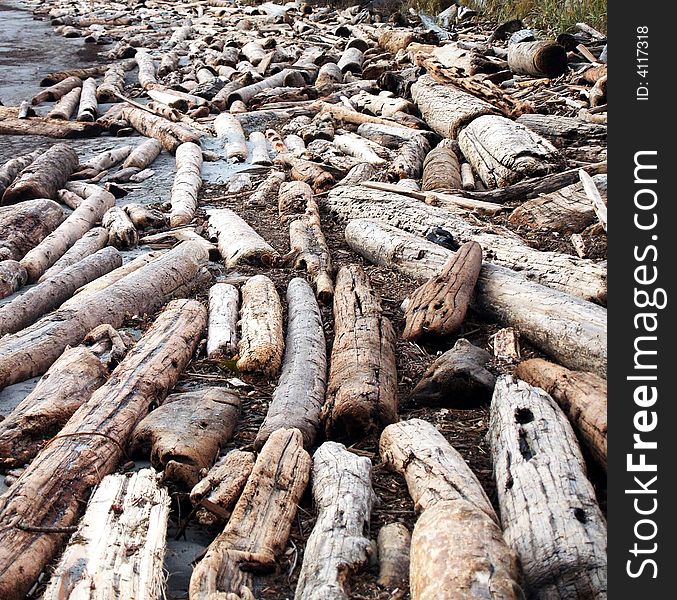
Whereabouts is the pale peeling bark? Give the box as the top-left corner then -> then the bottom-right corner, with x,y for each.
338,162 -> 377,187
41,469 -> 170,600
0,199 -> 65,261
515,114 -> 606,147
1,143 -> 78,205
131,387 -> 241,489
294,442 -> 375,600
97,63 -> 126,102
488,376 -> 607,599
136,50 -> 158,90
411,75 -> 497,139
357,122 -> 423,149
207,283 -> 240,358
515,359 -> 607,468
0,260 -> 27,299
207,208 -> 279,268
323,264 -> 397,441
0,299 -> 206,600
189,428 -> 311,600
0,151 -> 40,200
123,138 -> 163,169
327,187 -> 606,303
377,523 -> 411,589
458,115 -> 564,188
0,246 -> 122,336
256,278 -> 327,449
103,206 -> 139,249
0,241 -> 208,390
344,219 -> 606,375
169,141 -> 203,227
215,112 -> 248,162
237,275 -> 284,376
20,189 -> 116,282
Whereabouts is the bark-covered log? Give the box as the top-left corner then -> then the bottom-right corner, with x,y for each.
411,338 -> 496,407
103,206 -> 139,249
377,523 -> 411,590
41,469 -> 170,600
0,260 -> 27,299
31,76 -> 81,105
1,143 -> 78,205
422,144 -> 462,191
515,358 -> 607,468
0,199 -> 65,261
388,135 -> 430,181
207,208 -> 279,267
214,112 -> 248,161
47,86 -> 81,120
493,327 -> 522,361
207,283 -> 240,358
325,186 -> 606,303
275,154 -> 335,193
488,376 -> 607,599
322,264 -> 397,441
344,219 -> 607,375
97,63 -> 126,102
0,327 -> 125,468
76,77 -> 98,121
294,442 -> 375,600
403,241 -> 482,340
278,180 -> 313,221
411,75 -> 497,139
189,428 -> 311,600
0,247 -> 122,336
131,387 -> 241,488
0,299 -> 206,600
169,141 -> 203,227
123,138 -> 163,169
458,114 -> 564,188
0,109 -> 103,138
256,278 -> 326,449
20,189 -> 116,282
0,151 -> 40,201
237,274 -> 285,376
508,41 -> 568,77
0,241 -> 208,390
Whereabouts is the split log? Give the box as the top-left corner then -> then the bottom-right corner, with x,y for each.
337,46 -> 364,74
278,180 -> 313,221
410,75 -> 497,139
47,87 -> 81,120
294,442 -> 375,600
0,327 -> 126,469
2,143 -> 78,205
248,170 -> 285,207
131,387 -> 241,489
402,241 -> 482,340
377,523 -> 410,590
102,206 -> 139,248
136,50 -> 158,89
458,115 -> 564,187
508,41 -> 567,77
123,138 -> 163,169
322,264 -> 397,441
207,208 -> 279,267
0,199 -> 65,261
214,112 -> 248,161
493,327 -> 521,361
31,76 -> 81,105
579,168 -> 607,232
380,419 -> 521,599
316,62 -> 343,87
0,299 -> 206,600
116,106 -> 201,152
0,247 -> 122,336
190,450 -> 256,524
236,274 -> 284,376
325,186 -> 606,303
275,154 -> 335,193
411,338 -> 496,407
41,469 -> 170,600
249,131 -> 271,165
123,203 -> 167,229
344,219 -> 606,375
189,428 -> 311,600
488,376 -> 607,599
78,145 -> 134,175
422,144 -> 462,191
0,151 -> 40,201
0,241 -> 208,390
334,133 -> 386,166
256,278 -> 327,449
207,283 -> 240,358
0,260 -> 27,300
388,135 -> 430,181
76,77 -> 98,121
515,358 -> 607,467
97,63 -> 126,102
227,69 -> 306,107
20,189 -> 116,282
169,141 -> 203,227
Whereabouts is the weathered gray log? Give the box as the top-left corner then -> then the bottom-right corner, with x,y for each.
227,69 -> 306,107
76,77 -> 98,121
97,63 -> 126,102
0,151 -> 40,201
508,41 -> 568,77
214,112 -> 248,161
103,206 -> 139,249
322,264 -> 397,441
256,278 -> 327,449
78,145 -> 133,175
516,114 -> 606,147
294,442 -> 375,600
31,76 -> 81,105
488,376 -> 607,599
388,135 -> 430,181
247,170 -> 285,207
344,219 -> 607,375
315,62 -> 343,87
47,87 -> 81,120
357,122 -> 425,149
123,138 -> 163,169
123,203 -> 167,230
337,46 -> 364,74
278,180 -> 313,221
0,199 -> 65,261
207,283 -> 240,358
169,141 -> 203,227
114,106 -> 201,152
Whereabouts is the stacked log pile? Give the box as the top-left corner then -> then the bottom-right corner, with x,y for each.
0,1 -> 606,599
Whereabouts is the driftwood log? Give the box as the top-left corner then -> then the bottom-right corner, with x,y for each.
322,264 -> 397,441
0,299 -> 206,600
278,180 -> 313,221
189,428 -> 311,600
102,206 -> 139,249
422,144 -> 462,191
47,87 -> 81,120
507,41 -> 568,77
0,260 -> 27,299
215,112 -> 248,161
377,523 -> 411,590
294,442 -> 375,600
0,151 -> 40,201
115,106 -> 201,152
123,138 -> 163,169
255,278 -> 327,449
76,77 -> 98,121
31,76 -> 81,105
0,199 -> 65,261
169,141 -> 203,227
489,376 -> 607,598
207,283 -> 240,358
388,135 -> 430,181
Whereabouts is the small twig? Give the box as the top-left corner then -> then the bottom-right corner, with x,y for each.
17,522 -> 77,534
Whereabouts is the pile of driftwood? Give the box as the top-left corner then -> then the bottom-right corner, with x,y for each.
0,0 -> 606,599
